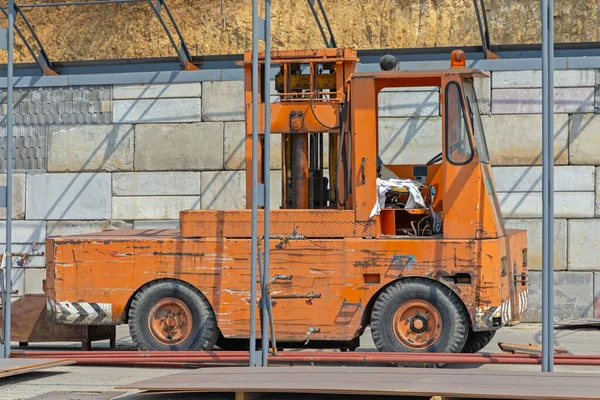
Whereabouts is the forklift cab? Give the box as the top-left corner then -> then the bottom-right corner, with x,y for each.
372,72 -> 499,240
350,61 -> 503,241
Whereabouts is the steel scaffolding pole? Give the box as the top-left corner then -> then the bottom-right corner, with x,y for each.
3,0 -> 14,359
249,0 -> 259,367
260,0 -> 271,367
541,0 -> 555,372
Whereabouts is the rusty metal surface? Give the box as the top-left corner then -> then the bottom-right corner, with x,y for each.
47,230 -> 527,340
179,210 -> 377,238
499,342 -> 569,355
0,294 -> 115,347
0,359 -> 73,379
51,229 -> 180,241
554,318 -> 600,328
28,391 -> 124,400
117,366 -> 600,399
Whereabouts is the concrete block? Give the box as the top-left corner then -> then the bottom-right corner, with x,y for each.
569,114 -> 600,165
594,272 -> 600,318
113,98 -> 201,123
504,219 -> 566,271
378,89 -> 439,117
378,117 -> 441,165
270,170 -> 283,210
24,267 -> 45,294
48,125 -> 134,172
113,172 -> 201,196
0,174 -> 25,219
201,171 -> 246,210
493,69 -> 595,88
493,166 -> 594,192
26,173 -> 112,220
492,87 -> 594,114
482,114 -> 569,166
201,81 -> 245,121
568,219 -> 600,271
133,220 -> 180,229
597,167 -> 600,217
498,192 -> 594,218
0,221 -> 46,243
522,271 -> 594,322
47,220 -> 132,237
223,122 -> 282,170
134,123 -> 224,171
113,196 -> 200,220
474,77 -> 491,115
113,83 -> 201,99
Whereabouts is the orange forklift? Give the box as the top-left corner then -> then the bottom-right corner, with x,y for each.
44,47 -> 528,359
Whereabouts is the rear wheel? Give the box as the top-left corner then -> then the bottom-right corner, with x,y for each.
462,330 -> 496,353
370,278 -> 468,367
128,280 -> 218,351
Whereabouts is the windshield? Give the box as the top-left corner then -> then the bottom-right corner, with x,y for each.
445,81 -> 473,165
463,80 -> 490,164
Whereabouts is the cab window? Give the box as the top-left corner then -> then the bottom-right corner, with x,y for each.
445,81 -> 473,165
463,80 -> 490,164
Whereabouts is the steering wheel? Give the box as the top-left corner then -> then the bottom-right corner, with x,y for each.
426,152 -> 443,165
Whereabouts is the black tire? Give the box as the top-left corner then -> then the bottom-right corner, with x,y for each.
370,278 -> 468,368
462,330 -> 496,353
128,280 -> 218,351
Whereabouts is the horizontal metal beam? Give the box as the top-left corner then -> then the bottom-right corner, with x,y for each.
0,55 -> 591,88
0,42 -> 598,88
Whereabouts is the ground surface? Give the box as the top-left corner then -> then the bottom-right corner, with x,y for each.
1,323 -> 600,399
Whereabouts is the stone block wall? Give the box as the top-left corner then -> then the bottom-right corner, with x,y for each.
2,69 -> 600,322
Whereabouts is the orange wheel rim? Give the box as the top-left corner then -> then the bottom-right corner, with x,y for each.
392,299 -> 442,350
147,298 -> 193,345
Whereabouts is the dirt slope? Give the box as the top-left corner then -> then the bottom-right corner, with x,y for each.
0,0 -> 598,63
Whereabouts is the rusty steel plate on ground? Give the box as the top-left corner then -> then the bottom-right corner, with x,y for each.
118,366 -> 600,399
0,359 -> 73,379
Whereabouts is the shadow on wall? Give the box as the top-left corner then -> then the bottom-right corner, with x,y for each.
498,94 -> 595,216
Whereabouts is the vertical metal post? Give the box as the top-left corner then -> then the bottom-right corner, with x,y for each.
541,0 -> 555,372
3,0 -> 14,359
260,0 -> 271,367
249,0 -> 259,367
547,0 -> 555,372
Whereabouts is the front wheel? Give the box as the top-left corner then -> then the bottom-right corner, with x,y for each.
462,330 -> 496,353
128,280 -> 218,351
370,278 -> 468,367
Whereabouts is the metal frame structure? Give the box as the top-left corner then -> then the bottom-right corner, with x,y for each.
0,0 -> 197,75
307,0 -> 336,48
541,0 -> 555,372
250,0 -> 271,367
0,0 -> 556,372
2,0 -> 15,360
472,0 -> 496,59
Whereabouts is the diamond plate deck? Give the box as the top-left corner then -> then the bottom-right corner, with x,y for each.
179,209 -> 378,238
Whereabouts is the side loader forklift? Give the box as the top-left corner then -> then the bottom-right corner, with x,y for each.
43,47 -> 528,359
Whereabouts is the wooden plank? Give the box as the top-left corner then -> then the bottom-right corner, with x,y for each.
0,359 -> 73,379
117,366 -> 600,399
29,391 -> 123,400
498,342 -> 569,355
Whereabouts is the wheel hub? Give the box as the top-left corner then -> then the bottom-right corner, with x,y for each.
409,315 -> 428,333
148,298 -> 193,345
392,299 -> 442,350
